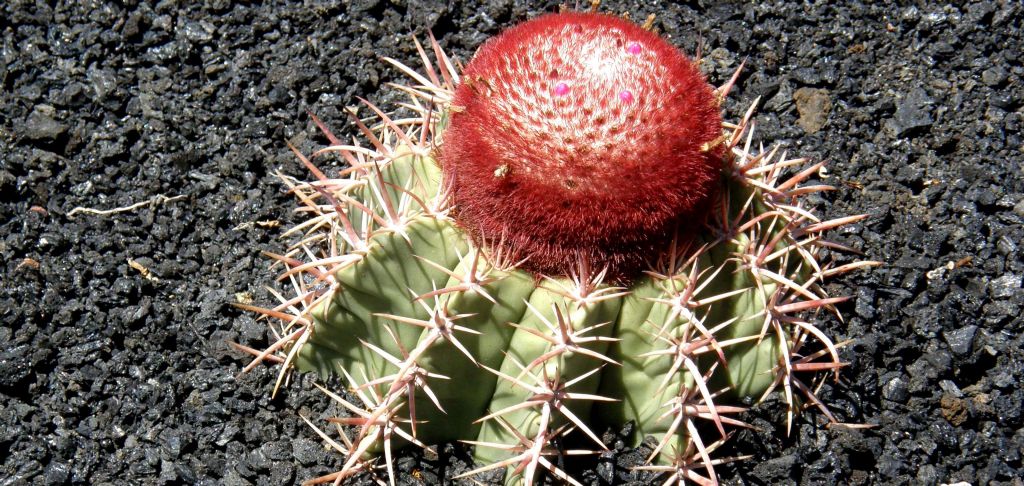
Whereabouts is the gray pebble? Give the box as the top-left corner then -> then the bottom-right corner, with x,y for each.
943,325 -> 978,356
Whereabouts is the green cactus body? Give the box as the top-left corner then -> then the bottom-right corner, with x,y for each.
239,13 -> 876,486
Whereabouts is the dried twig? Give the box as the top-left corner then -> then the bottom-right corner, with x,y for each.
127,258 -> 159,282
67,194 -> 186,218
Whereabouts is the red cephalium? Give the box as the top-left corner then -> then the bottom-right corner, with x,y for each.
441,12 -> 723,277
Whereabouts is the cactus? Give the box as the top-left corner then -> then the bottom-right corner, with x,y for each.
235,11 -> 878,486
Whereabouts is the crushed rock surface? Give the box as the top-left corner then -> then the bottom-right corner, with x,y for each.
2,1 -> 1022,484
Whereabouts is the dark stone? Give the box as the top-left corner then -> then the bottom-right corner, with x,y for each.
43,462 -> 71,484
291,438 -> 321,466
990,275 -> 1021,299
882,373 -> 910,403
752,454 -> 798,484
944,325 -> 978,356
22,107 -> 67,142
981,66 -> 1008,87
885,88 -> 934,138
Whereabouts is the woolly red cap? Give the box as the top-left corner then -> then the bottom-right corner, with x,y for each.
441,12 -> 723,277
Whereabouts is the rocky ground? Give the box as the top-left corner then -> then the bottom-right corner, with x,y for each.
2,1 -> 1022,484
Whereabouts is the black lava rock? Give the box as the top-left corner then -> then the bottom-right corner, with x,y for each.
1,1 -> 1022,485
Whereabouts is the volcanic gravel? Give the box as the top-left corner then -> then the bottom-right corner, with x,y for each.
2,1 -> 1022,485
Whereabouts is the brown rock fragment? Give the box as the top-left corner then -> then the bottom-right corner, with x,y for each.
793,87 -> 832,134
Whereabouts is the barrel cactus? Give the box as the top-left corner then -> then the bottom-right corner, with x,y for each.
236,11 -> 876,485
